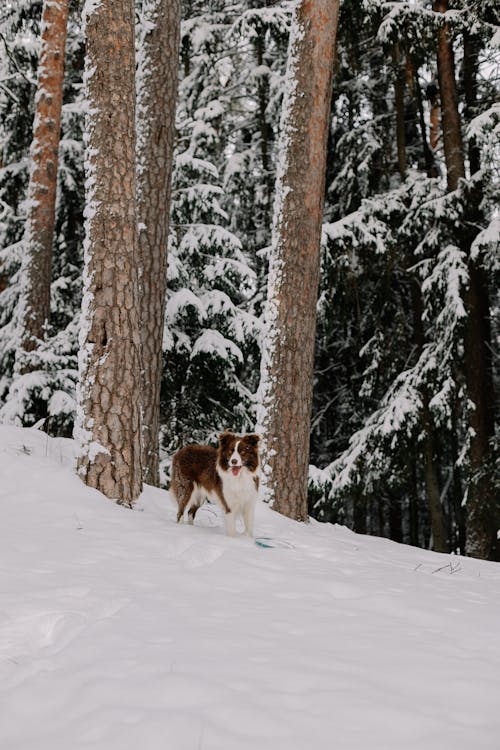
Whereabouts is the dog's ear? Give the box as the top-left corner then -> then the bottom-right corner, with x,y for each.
244,433 -> 260,447
218,431 -> 234,447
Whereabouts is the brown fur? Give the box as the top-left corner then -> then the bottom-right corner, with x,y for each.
170,432 -> 260,526
217,432 -> 260,473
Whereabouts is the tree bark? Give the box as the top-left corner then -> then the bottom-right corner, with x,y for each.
257,0 -> 340,521
75,0 -> 142,507
434,0 -> 497,559
16,0 -> 68,361
463,32 -> 481,176
433,0 -> 465,191
136,0 -> 181,487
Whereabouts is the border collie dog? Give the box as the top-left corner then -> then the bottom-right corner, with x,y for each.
170,432 -> 260,537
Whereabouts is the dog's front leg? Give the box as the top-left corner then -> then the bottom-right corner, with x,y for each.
224,511 -> 237,537
242,501 -> 255,537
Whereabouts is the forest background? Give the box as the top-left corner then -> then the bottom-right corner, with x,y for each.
0,0 -> 498,559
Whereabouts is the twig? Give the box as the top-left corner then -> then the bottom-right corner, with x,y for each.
431,561 -> 462,574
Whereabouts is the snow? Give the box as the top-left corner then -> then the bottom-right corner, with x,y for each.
1,426 -> 500,749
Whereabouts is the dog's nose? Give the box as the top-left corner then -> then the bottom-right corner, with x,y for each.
230,458 -> 238,465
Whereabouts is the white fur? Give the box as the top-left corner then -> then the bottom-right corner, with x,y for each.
229,441 -> 242,467
182,484 -> 204,525
216,464 -> 258,537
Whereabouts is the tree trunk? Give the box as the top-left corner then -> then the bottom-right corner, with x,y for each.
255,31 -> 272,227
75,0 -> 142,507
463,261 -> 496,559
429,85 -> 440,153
392,45 -> 406,180
433,0 -> 465,191
389,493 -> 403,544
463,33 -> 481,176
422,397 -> 448,552
257,0 -> 340,521
408,57 -> 435,177
434,0 -> 497,559
16,0 -> 68,361
136,0 -> 181,487
409,455 -> 419,547
411,281 -> 448,552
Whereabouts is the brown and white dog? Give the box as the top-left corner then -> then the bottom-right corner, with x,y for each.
170,432 -> 260,537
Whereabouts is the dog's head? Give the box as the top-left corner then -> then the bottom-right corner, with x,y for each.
218,431 -> 260,477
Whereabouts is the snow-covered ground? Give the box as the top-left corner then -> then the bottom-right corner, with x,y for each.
1,425 -> 499,750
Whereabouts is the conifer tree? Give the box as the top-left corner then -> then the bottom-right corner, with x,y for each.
136,0 -> 181,486
75,0 -> 142,506
257,0 -> 340,521
15,0 -> 68,365
433,0 -> 497,560
0,0 -> 83,431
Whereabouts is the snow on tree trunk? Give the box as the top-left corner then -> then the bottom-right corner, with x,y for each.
136,0 -> 181,487
16,0 -> 68,365
75,0 -> 142,507
434,0 -> 497,560
257,0 -> 340,521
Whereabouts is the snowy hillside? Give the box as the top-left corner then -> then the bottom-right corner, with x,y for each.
1,426 -> 499,750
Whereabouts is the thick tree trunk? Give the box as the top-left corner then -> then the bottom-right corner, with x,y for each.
16,0 -> 68,361
136,0 -> 181,487
75,0 -> 142,506
433,0 -> 465,191
434,1 -> 497,559
257,0 -> 340,521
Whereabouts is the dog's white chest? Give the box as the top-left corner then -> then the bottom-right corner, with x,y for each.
220,469 -> 257,511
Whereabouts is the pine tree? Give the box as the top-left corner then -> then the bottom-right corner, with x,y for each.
310,0 -> 498,557
16,0 -> 68,364
136,0 -> 181,486
0,1 -> 84,433
257,0 -> 340,521
75,0 -> 142,505
433,0 -> 497,560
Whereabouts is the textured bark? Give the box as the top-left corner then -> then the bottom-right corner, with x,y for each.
17,0 -> 68,358
137,0 -> 181,486
434,1 -> 497,560
257,0 -> 340,521
433,0 -> 465,191
75,0 -> 142,506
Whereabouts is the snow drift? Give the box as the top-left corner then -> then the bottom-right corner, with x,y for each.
1,425 -> 499,749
